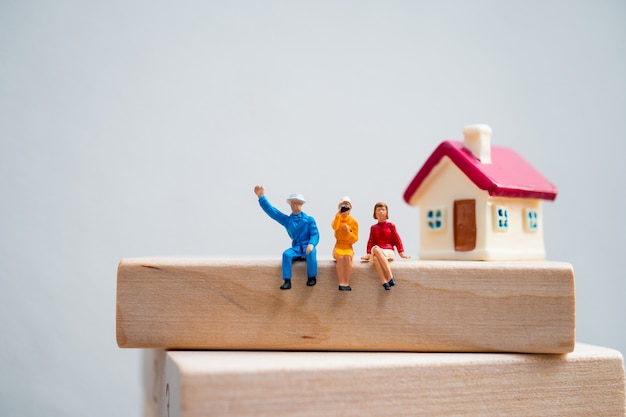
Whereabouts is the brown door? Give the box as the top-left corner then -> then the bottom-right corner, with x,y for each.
454,199 -> 476,252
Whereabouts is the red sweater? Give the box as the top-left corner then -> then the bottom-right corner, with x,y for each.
366,221 -> 405,254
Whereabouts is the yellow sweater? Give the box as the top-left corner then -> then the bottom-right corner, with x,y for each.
331,213 -> 359,257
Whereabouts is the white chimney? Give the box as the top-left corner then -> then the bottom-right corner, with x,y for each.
462,124 -> 492,164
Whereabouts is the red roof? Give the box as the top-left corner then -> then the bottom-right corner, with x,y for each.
403,140 -> 558,204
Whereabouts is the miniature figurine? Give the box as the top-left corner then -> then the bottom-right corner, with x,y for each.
254,185 -> 319,290
331,196 -> 358,291
360,202 -> 410,290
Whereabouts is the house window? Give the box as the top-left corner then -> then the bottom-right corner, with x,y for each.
426,207 -> 444,231
524,209 -> 539,232
494,205 -> 509,231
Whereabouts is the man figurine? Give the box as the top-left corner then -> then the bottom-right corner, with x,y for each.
254,185 -> 319,290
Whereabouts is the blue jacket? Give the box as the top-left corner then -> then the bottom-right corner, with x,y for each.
258,195 -> 320,252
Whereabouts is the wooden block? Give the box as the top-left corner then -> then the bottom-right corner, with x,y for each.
145,343 -> 625,417
143,349 -> 166,417
116,258 -> 575,353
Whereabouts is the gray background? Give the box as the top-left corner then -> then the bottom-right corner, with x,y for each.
1,1 -> 624,415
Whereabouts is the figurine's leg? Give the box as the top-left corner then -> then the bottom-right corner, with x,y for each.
336,256 -> 352,289
282,248 -> 297,279
335,256 -> 344,286
305,247 -> 317,286
371,254 -> 387,284
372,247 -> 393,283
280,249 -> 298,290
344,256 -> 353,287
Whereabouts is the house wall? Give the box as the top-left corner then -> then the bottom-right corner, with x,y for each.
415,157 -> 487,259
483,197 -> 546,260
413,157 -> 546,260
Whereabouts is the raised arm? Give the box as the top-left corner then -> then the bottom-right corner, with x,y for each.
254,185 -> 288,226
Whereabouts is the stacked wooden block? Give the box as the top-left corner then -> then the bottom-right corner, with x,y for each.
116,258 -> 626,416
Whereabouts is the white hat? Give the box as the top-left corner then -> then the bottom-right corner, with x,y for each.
339,196 -> 352,206
287,193 -> 306,203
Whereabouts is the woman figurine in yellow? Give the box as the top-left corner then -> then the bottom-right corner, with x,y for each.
361,202 -> 410,290
331,196 -> 359,291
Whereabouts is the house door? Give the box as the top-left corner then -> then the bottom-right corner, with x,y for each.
454,199 -> 476,252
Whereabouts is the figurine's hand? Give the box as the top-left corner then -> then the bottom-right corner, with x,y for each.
360,254 -> 371,261
306,244 -> 313,255
254,185 -> 265,198
399,252 -> 411,259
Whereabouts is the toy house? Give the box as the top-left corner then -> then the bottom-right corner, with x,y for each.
403,124 -> 557,261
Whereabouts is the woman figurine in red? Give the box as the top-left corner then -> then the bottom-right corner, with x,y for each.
361,202 -> 410,290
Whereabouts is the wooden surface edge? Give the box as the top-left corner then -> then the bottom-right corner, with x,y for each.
117,258 -> 575,353
116,259 -> 129,347
153,343 -> 624,417
142,349 -> 166,417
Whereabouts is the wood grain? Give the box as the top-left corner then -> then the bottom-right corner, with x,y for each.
117,258 -> 575,353
144,343 -> 625,417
